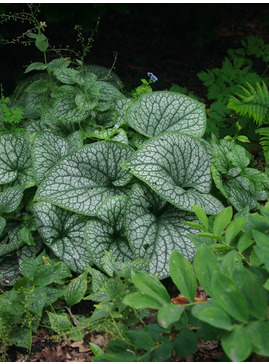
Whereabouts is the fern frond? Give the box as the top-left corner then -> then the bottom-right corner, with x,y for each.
227,81 -> 269,126
256,127 -> 269,163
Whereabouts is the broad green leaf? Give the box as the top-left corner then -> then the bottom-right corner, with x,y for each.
151,340 -> 174,362
53,68 -> 79,84
88,267 -> 109,292
25,62 -> 48,73
65,272 -> 88,306
0,133 -> 35,187
84,64 -> 123,89
85,196 -> 133,269
198,306 -> 233,331
250,215 -> 269,231
35,32 -> 49,51
193,205 -> 209,230
0,216 -> 6,234
232,265 -> 267,320
246,321 -> 269,356
122,292 -> 162,309
125,330 -> 154,351
127,91 -> 206,138
32,131 -> 83,184
75,93 -> 98,111
227,143 -> 251,170
131,270 -> 171,306
122,132 -> 224,215
25,79 -> 50,93
221,250 -> 243,277
72,72 -> 98,88
9,327 -> 32,350
157,303 -> 184,328
212,271 -> 249,323
48,312 -> 71,333
125,183 -> 197,278
47,57 -> 71,71
252,230 -> 269,270
169,250 -> 197,302
34,262 -> 65,286
20,227 -> 35,246
43,286 -> 65,305
221,325 -> 252,362
26,287 -> 47,315
95,81 -> 125,101
35,141 -> 133,215
238,230 -> 253,253
194,244 -> 220,297
0,185 -> 24,213
224,216 -> 247,244
34,202 -> 93,272
105,276 -> 124,299
52,92 -> 91,122
89,342 -> 105,357
173,330 -> 197,357
212,206 -> 233,236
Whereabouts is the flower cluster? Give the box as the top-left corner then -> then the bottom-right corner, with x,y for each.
147,72 -> 158,83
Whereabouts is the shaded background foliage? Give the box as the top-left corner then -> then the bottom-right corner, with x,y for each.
1,3 -> 269,96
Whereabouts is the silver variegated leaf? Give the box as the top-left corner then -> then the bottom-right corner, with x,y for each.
33,202 -> 93,272
122,132 -> 224,215
125,183 -> 197,278
0,133 -> 35,187
84,65 -> 124,89
32,131 -> 83,184
85,196 -> 133,269
126,91 -> 206,138
0,185 -> 24,213
35,141 -> 133,215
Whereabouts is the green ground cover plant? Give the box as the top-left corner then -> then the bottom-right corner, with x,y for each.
0,4 -> 268,362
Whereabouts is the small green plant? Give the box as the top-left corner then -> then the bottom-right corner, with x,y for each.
0,94 -> 24,133
131,72 -> 158,99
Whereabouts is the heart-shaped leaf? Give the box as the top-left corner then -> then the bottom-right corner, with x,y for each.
125,183 -> 197,278
126,91 -> 206,138
0,133 -> 35,187
122,132 -> 224,215
0,185 -> 24,213
85,196 -> 133,269
35,141 -> 133,215
33,202 -> 93,272
32,131 -> 83,184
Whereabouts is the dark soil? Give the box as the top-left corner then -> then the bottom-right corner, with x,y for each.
1,3 -> 269,362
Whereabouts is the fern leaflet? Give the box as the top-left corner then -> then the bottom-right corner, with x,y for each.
227,81 -> 269,126
256,127 -> 269,163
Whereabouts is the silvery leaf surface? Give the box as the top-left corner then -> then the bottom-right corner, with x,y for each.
33,202 -> 92,272
126,91 -> 206,138
85,196 -> 133,269
122,132 -> 223,215
0,133 -> 35,187
0,255 -> 21,286
0,217 -> 6,235
125,183 -> 197,278
32,131 -> 83,184
0,185 -> 24,213
35,141 -> 133,215
52,92 -> 91,122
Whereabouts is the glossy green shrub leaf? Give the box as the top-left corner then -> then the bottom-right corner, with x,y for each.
35,33 -> 49,52
131,270 -> 170,306
26,287 -> 47,315
75,93 -> 98,111
212,272 -> 249,322
173,329 -> 197,357
252,230 -> 269,270
157,303 -> 184,328
32,131 -> 83,184
246,321 -> 269,356
213,206 -> 233,236
227,143 -> 251,170
48,312 -> 71,333
122,292 -> 162,309
53,68 -> 79,84
122,132 -> 224,215
194,244 -> 220,297
125,330 -> 154,351
0,133 -> 35,187
221,325 -> 252,362
33,202 -> 92,272
25,62 -> 48,73
224,216 -> 247,244
232,266 -> 267,320
89,342 -> 105,357
169,250 -> 197,302
85,196 -> 133,269
193,205 -> 209,230
151,340 -> 174,362
0,185 -> 24,213
127,91 -> 206,138
125,183 -> 197,278
221,250 -> 243,278
33,261 -> 71,286
35,141 -> 133,215
198,306 -> 233,331
65,272 -> 88,306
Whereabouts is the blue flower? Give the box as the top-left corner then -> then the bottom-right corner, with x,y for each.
114,124 -> 120,129
147,72 -> 158,83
